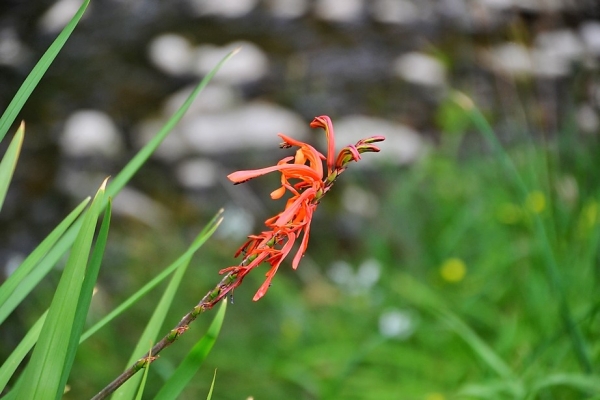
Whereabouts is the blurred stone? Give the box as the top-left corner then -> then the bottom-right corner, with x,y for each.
576,104 -> 599,134
370,0 -> 418,24
188,0 -> 258,17
180,101 -> 307,153
216,205 -> 255,240
393,52 -> 446,87
0,28 -> 28,67
532,29 -> 584,77
60,110 -> 123,157
580,21 -> 600,56
333,115 -> 426,165
266,0 -> 309,19
488,42 -> 532,76
192,41 -> 269,85
342,185 -> 379,217
38,0 -> 88,33
163,83 -> 240,116
111,187 -> 171,229
133,118 -> 190,162
315,0 -> 364,22
148,33 -> 194,76
175,158 -> 219,189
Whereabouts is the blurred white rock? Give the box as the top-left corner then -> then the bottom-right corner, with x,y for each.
39,0 -> 88,33
111,187 -> 171,229
133,119 -> 190,162
180,101 -> 307,153
216,204 -> 255,240
192,41 -> 269,85
477,0 -> 512,10
188,0 -> 258,17
148,34 -> 194,76
488,42 -> 532,76
315,0 -> 363,22
536,29 -> 584,62
61,110 -> 123,157
370,0 -> 418,24
163,83 -> 241,116
533,29 -> 583,77
175,158 -> 219,189
332,115 -> 426,165
393,52 -> 446,87
531,48 -> 570,78
576,104 -> 599,134
342,185 -> 379,217
0,28 -> 28,67
580,21 -> 600,56
266,0 -> 309,18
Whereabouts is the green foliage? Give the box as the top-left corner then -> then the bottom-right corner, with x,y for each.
0,2 -> 233,398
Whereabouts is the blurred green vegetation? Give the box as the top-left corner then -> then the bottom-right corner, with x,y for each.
59,111 -> 600,398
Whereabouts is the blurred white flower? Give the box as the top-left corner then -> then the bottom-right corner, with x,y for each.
379,309 -> 416,339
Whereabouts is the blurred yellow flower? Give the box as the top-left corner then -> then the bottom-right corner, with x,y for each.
583,201 -> 598,228
425,393 -> 445,400
525,190 -> 546,213
496,202 -> 521,224
440,258 -> 466,282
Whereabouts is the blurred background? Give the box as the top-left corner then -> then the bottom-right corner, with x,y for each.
1,0 -> 600,398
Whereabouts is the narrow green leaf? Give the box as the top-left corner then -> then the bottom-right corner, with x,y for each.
206,369 -> 218,400
0,198 -> 89,322
15,179 -> 107,400
0,0 -> 90,143
154,301 -> 227,400
58,199 -> 112,394
452,91 -> 593,373
106,48 -> 239,199
80,209 -> 223,342
0,121 -> 24,211
0,50 -> 237,324
134,343 -> 154,400
530,373 -> 600,394
112,253 -> 196,400
1,209 -> 220,398
395,273 -> 517,382
0,310 -> 47,393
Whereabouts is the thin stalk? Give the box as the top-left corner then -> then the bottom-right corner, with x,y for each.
90,271 -> 239,400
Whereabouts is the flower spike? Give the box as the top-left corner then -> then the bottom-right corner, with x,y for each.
223,115 -> 384,300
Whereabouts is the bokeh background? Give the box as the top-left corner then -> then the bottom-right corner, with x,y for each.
1,0 -> 600,398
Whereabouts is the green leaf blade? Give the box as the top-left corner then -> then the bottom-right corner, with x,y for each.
0,0 -> 90,143
0,121 -> 24,211
14,179 -> 107,400
154,301 -> 227,400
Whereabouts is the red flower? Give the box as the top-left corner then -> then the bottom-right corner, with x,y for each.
221,115 -> 384,301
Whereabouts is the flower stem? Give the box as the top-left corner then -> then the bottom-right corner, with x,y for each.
90,271 -> 239,400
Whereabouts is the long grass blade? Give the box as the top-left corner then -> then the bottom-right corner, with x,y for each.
206,369 -> 218,400
58,199 -> 112,394
0,310 -> 47,393
112,252 -> 196,399
153,301 -> 227,400
14,179 -> 107,400
0,122 -> 24,211
452,91 -> 594,373
106,48 -> 239,199
0,0 -> 89,143
0,198 -> 89,323
80,209 -> 223,342
0,50 -> 237,326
